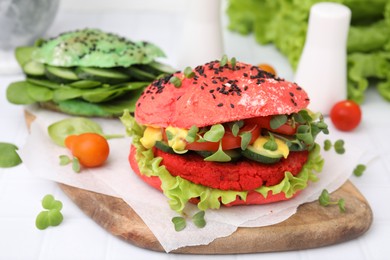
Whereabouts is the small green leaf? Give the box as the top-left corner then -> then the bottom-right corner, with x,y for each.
334,140 -> 345,154
183,67 -> 195,78
270,115 -> 288,129
338,198 -> 346,213
169,76 -> 182,88
231,57 -> 237,69
72,157 -> 81,173
319,189 -> 330,206
172,216 -> 186,231
204,143 -> 231,162
59,155 -> 71,165
292,113 -> 305,124
42,194 -> 63,210
0,142 -> 22,168
185,125 -> 199,143
165,130 -> 174,141
263,139 -> 278,151
353,164 -> 366,177
47,209 -> 64,226
229,120 -> 244,137
220,55 -> 228,66
239,131 -> 252,150
192,211 -> 206,228
324,140 -> 332,151
35,211 -> 50,230
298,110 -> 312,122
203,124 -> 225,142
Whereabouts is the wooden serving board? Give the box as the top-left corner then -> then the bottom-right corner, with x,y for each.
23,110 -> 372,254
58,180 -> 372,254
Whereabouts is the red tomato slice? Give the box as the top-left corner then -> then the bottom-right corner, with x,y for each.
185,124 -> 260,151
245,116 -> 297,135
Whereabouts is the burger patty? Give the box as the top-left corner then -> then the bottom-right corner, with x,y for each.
154,148 -> 309,191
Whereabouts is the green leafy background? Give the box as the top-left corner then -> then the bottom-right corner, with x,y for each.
226,0 -> 390,103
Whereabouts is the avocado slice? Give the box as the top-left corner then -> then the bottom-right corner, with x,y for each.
32,28 -> 166,68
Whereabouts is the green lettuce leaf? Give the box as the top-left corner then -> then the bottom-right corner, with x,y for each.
121,111 -> 324,213
226,0 -> 390,103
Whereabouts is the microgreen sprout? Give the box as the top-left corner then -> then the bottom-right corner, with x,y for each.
169,76 -> 182,88
204,142 -> 231,162
263,133 -> 278,151
220,55 -> 228,66
239,131 -> 252,150
36,194 -> 64,230
0,142 -> 22,168
319,189 -> 346,213
270,115 -> 288,129
229,120 -> 244,137
172,216 -> 186,231
353,164 -> 366,177
185,125 -> 199,143
203,124 -> 225,142
323,139 -> 345,154
231,57 -> 237,69
183,66 -> 195,78
59,154 -> 81,173
171,211 -> 207,231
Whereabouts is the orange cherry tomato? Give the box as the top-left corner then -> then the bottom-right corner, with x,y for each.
65,133 -> 109,167
185,124 -> 260,151
330,100 -> 362,131
258,64 -> 276,76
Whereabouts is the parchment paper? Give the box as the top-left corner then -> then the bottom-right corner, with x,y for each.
19,105 -> 367,252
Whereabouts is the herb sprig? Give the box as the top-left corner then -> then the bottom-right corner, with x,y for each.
172,211 -> 206,231
36,194 -> 64,230
319,189 -> 346,213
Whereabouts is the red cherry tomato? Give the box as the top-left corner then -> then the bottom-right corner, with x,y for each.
245,116 -> 297,135
330,100 -> 362,131
185,124 -> 260,151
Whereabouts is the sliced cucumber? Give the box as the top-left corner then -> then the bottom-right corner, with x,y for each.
77,67 -> 130,84
22,60 -> 45,76
155,141 -> 175,154
241,148 -> 281,164
45,65 -> 79,83
70,80 -> 101,89
125,66 -> 157,81
27,78 -> 62,89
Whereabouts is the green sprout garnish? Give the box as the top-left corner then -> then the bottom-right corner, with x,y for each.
183,66 -> 195,78
323,139 -> 345,154
231,57 -> 237,69
169,76 -> 182,88
172,211 -> 206,231
185,125 -> 199,143
239,131 -> 252,150
353,164 -> 366,177
192,211 -> 206,228
263,133 -> 278,151
36,194 -> 64,230
59,154 -> 80,173
204,142 -> 231,162
229,120 -> 244,137
270,115 -> 288,129
220,54 -> 228,66
172,216 -> 186,232
319,189 -> 346,213
0,142 -> 22,168
203,124 -> 225,142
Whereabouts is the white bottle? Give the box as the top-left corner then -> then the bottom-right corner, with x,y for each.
294,3 -> 351,115
176,0 -> 224,69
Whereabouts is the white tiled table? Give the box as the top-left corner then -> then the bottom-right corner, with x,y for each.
1,2 -> 390,259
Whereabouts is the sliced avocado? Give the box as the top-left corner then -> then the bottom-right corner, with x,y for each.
32,28 -> 166,68
241,136 -> 289,164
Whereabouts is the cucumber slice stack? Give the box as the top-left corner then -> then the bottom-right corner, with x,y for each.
6,29 -> 175,117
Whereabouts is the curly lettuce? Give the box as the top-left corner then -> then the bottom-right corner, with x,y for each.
121,111 -> 324,213
226,0 -> 390,103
